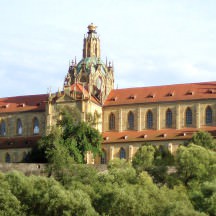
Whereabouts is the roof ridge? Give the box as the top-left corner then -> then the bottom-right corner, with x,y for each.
0,93 -> 48,101
114,81 -> 216,91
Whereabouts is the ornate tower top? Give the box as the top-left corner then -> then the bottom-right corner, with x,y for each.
87,23 -> 97,33
64,24 -> 114,104
83,23 -> 100,58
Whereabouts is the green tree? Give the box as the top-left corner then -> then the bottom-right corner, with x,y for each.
132,145 -> 155,172
0,172 -> 24,216
39,106 -> 102,165
176,144 -> 216,186
189,131 -> 216,150
189,178 -> 216,215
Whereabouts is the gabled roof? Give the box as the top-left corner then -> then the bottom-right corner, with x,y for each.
104,81 -> 216,107
0,94 -> 48,113
70,83 -> 101,105
102,127 -> 216,144
70,83 -> 89,97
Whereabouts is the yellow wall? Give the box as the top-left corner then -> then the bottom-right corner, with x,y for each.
0,148 -> 31,162
0,111 -> 46,137
103,100 -> 216,132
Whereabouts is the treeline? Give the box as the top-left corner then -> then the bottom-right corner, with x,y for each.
1,132 -> 216,215
3,107 -> 215,216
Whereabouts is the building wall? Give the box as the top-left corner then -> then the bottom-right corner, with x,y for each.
103,99 -> 216,132
0,111 -> 46,137
94,140 -> 181,164
98,99 -> 216,164
0,148 -> 31,163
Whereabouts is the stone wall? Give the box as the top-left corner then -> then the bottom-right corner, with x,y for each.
103,100 -> 216,132
0,163 -> 108,175
0,163 -> 46,175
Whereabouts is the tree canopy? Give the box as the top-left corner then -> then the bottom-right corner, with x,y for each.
38,106 -> 103,165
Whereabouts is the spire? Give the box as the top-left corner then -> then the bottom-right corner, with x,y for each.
83,23 -> 100,58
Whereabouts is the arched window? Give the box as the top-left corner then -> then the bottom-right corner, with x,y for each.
5,153 -> 11,163
101,149 -> 107,164
206,106 -> 213,124
17,119 -> 23,135
185,107 -> 192,126
0,121 -> 6,136
109,113 -> 115,130
166,109 -> 172,128
33,117 -> 39,134
119,148 -> 126,159
146,110 -> 153,129
128,111 -> 134,130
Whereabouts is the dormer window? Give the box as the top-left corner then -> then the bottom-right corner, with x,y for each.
147,93 -> 155,98
104,136 -> 109,141
18,103 -> 25,107
162,133 -> 167,138
167,92 -> 174,97
128,95 -> 136,99
110,97 -> 117,101
186,90 -> 194,95
121,135 -> 128,140
207,89 -> 215,94
1,104 -> 9,109
140,134 -> 148,139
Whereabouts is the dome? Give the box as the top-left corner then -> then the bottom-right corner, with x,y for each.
76,57 -> 107,75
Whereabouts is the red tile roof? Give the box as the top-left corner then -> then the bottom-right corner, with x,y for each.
0,136 -> 41,149
70,83 -> 101,105
71,83 -> 89,97
0,94 -> 48,113
102,127 -> 216,143
104,81 -> 216,106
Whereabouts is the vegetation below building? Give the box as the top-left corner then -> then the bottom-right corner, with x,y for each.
1,107 -> 216,215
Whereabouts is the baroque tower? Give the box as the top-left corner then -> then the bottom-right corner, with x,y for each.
64,23 -> 114,104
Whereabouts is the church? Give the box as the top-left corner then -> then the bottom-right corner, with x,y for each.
1,23 -> 216,164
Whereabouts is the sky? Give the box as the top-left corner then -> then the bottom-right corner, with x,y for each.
1,0 -> 216,97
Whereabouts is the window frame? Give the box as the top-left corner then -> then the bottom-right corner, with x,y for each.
17,119 -> 23,135
128,111 -> 134,130
109,113 -> 115,130
146,110 -> 153,129
119,148 -> 126,159
101,149 -> 107,164
0,120 -> 6,136
185,107 -> 192,126
33,117 -> 40,135
166,109 -> 172,128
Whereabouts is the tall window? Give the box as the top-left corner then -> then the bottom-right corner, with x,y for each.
166,109 -> 172,128
17,119 -> 23,135
101,149 -> 107,164
185,107 -> 192,126
119,148 -> 126,159
206,106 -> 213,124
0,121 -> 6,136
128,111 -> 134,130
109,113 -> 115,130
5,153 -> 11,163
33,117 -> 39,134
146,110 -> 153,129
